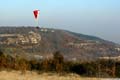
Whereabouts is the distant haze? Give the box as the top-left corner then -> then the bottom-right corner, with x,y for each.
0,0 -> 120,44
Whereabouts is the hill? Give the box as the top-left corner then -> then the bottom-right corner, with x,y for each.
0,27 -> 119,62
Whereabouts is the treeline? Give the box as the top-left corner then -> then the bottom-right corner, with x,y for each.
0,50 -> 120,78
0,27 -> 36,34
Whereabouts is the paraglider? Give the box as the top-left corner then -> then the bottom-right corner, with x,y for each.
33,10 -> 40,27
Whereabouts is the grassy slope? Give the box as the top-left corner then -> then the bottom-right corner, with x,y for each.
0,71 -> 104,80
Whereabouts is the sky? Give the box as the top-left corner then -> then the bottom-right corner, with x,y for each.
0,0 -> 120,44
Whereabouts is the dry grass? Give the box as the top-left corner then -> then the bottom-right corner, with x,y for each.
0,71 -> 114,80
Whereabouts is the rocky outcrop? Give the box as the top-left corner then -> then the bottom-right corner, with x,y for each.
0,31 -> 41,45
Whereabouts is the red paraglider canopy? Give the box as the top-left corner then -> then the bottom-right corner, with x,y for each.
33,10 -> 40,19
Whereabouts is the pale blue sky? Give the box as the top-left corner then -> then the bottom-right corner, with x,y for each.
0,0 -> 120,43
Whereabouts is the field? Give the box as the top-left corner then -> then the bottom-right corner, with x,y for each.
0,71 -> 117,80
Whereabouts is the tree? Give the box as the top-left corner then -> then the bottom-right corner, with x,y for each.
53,51 -> 64,73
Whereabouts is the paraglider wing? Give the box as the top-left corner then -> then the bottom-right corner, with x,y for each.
33,10 -> 40,19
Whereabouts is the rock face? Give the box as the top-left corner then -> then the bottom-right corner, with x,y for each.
0,31 -> 41,45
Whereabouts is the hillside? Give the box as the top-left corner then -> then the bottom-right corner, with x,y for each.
0,27 -> 120,62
